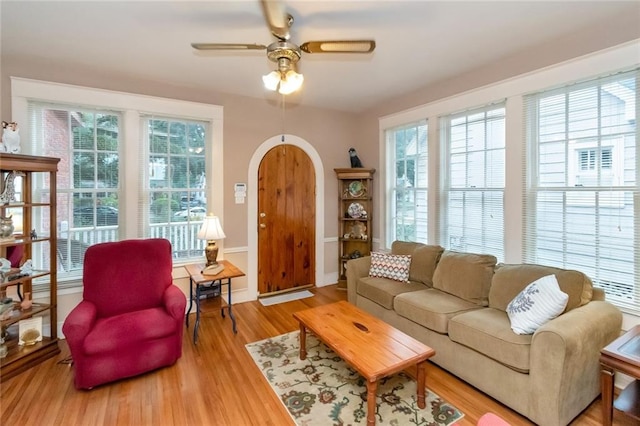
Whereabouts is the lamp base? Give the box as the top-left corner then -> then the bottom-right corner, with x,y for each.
202,263 -> 225,276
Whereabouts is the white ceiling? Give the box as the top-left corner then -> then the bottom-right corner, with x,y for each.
2,1 -> 639,113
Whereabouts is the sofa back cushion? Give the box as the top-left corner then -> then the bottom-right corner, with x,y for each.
391,241 -> 444,286
432,251 -> 497,306
489,263 -> 593,312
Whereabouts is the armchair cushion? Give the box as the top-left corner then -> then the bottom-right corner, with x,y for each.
83,307 -> 178,355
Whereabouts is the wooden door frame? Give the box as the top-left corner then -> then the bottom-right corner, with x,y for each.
247,134 -> 325,301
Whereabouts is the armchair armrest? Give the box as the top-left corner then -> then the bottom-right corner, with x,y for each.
345,256 -> 371,304
528,300 -> 622,426
163,284 -> 187,321
62,300 -> 98,344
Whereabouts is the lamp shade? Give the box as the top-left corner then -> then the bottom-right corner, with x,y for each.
278,70 -> 304,95
262,69 -> 304,94
262,71 -> 281,91
197,214 -> 226,241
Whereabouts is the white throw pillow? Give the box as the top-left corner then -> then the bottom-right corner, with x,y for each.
369,252 -> 412,282
506,274 -> 569,335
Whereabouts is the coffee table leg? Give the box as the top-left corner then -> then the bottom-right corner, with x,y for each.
367,379 -> 377,425
416,361 -> 426,409
299,323 -> 307,360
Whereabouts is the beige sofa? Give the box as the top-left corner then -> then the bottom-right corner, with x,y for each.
346,241 -> 622,426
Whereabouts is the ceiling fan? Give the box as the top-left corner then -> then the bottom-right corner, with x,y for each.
191,0 -> 376,94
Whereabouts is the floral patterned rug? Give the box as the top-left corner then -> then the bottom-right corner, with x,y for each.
246,331 -> 464,425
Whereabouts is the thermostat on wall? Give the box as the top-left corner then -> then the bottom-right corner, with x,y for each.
235,183 -> 247,204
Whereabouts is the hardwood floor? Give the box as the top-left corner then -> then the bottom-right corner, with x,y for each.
0,285 -> 635,425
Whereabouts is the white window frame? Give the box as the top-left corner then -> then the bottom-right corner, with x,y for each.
384,121 -> 429,245
379,40 -> 639,322
11,77 -> 223,287
524,69 -> 638,313
440,104 -> 506,260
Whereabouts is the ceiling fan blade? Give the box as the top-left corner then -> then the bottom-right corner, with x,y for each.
260,0 -> 290,41
300,40 -> 376,54
191,43 -> 267,51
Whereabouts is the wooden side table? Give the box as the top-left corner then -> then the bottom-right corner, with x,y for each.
600,325 -> 640,425
184,260 -> 245,344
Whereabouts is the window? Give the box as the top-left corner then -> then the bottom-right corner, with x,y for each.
441,104 -> 506,261
524,68 -> 638,312
385,121 -> 428,243
144,117 -> 208,259
15,78 -> 223,285
31,104 -> 120,274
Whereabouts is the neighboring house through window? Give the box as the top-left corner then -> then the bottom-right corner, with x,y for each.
524,68 -> 638,312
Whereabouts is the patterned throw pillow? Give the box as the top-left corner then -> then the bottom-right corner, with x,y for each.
506,274 -> 569,335
369,252 -> 412,282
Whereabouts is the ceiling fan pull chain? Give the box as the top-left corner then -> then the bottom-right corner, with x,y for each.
281,93 -> 286,142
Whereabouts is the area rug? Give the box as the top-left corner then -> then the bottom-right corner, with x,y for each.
259,290 -> 314,307
245,331 -> 464,425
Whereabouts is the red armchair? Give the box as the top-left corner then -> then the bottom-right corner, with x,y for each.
62,238 -> 186,389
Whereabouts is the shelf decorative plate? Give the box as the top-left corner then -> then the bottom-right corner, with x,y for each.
347,202 -> 365,218
347,181 -> 365,198
20,328 -> 40,346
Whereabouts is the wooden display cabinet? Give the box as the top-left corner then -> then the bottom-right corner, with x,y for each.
0,153 -> 60,382
334,168 -> 375,289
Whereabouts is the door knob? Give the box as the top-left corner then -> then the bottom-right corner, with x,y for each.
260,223 -> 266,228
260,212 -> 266,218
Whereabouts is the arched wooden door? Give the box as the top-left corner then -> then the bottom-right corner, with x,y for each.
258,144 -> 315,296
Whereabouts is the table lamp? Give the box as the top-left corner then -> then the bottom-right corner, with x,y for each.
197,214 -> 226,275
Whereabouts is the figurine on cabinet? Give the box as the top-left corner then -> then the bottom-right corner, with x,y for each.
20,259 -> 33,275
348,148 -> 363,168
1,121 -> 21,154
349,222 -> 367,239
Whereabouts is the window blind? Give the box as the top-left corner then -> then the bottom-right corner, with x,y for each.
28,101 -> 120,281
440,104 -> 506,261
142,115 -> 209,260
523,68 -> 639,313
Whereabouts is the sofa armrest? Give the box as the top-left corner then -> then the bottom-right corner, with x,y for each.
163,284 -> 187,321
62,300 -> 98,345
345,256 -> 371,304
528,300 -> 622,426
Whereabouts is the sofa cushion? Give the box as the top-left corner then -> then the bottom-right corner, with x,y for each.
489,263 -> 593,312
409,245 -> 444,286
449,308 -> 532,372
394,289 -> 482,334
83,307 -> 177,355
391,240 -> 422,256
369,252 -> 412,282
432,251 -> 497,306
356,276 -> 427,309
507,274 -> 569,335
391,241 -> 444,286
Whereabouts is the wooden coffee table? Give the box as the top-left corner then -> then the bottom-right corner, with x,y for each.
293,301 -> 436,426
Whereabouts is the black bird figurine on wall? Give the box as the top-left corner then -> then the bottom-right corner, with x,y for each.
349,148 -> 363,168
